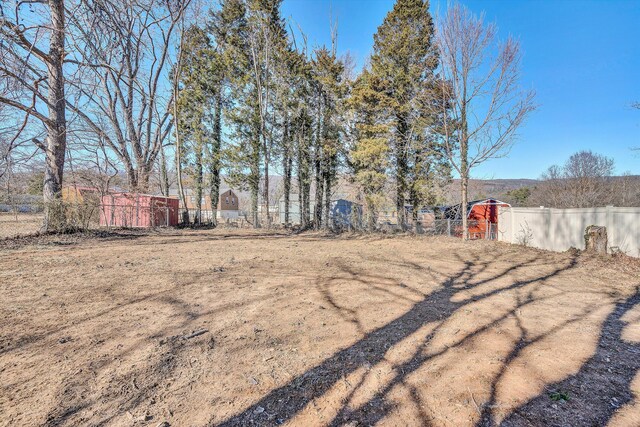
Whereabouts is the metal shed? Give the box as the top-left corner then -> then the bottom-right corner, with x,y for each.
100,193 -> 179,228
330,199 -> 362,228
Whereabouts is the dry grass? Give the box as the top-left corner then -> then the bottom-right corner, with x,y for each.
0,229 -> 639,427
0,213 -> 43,238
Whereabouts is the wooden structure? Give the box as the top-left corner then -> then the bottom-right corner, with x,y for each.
218,189 -> 239,220
61,185 -> 99,204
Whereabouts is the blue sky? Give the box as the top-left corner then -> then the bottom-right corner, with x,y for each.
281,0 -> 640,179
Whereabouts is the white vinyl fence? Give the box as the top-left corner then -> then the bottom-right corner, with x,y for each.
497,206 -> 640,257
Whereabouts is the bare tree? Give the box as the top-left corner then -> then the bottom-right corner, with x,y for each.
0,107 -> 24,181
434,3 -> 536,239
535,150 -> 618,208
0,0 -> 69,231
65,0 -> 192,192
172,20 -> 189,224
610,172 -> 640,207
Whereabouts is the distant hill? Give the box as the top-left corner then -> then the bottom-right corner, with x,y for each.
444,178 -> 539,204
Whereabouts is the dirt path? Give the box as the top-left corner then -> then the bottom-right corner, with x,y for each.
0,229 -> 638,426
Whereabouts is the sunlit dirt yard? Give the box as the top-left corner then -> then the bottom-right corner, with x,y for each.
1,229 -> 639,427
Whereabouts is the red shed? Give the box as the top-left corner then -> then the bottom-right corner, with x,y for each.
442,198 -> 510,239
467,199 -> 510,239
100,193 -> 179,228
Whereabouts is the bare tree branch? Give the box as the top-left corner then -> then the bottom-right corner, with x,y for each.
432,3 -> 536,239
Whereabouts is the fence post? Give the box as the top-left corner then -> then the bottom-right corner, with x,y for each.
447,218 -> 451,237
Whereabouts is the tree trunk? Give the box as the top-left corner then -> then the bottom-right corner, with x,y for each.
395,115 -> 408,231
461,175 -> 469,240
297,134 -> 311,229
194,141 -> 203,225
314,156 -> 324,230
249,132 -> 261,228
296,119 -> 311,229
138,166 -> 150,193
284,156 -> 291,225
409,187 -> 419,230
124,160 -> 138,192
460,104 -> 469,240
263,153 -> 270,228
313,107 -> 324,230
175,139 -> 189,225
297,187 -> 304,227
396,155 -> 407,231
250,173 -> 259,228
283,116 -> 291,226
208,167 -> 220,227
173,24 -> 189,225
366,196 -> 376,231
295,124 -> 304,228
42,0 -> 67,233
323,172 -> 331,230
159,145 -> 170,197
209,92 -> 223,227
302,179 -> 310,227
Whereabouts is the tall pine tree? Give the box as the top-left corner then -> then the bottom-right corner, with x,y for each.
219,0 -> 289,228
208,0 -> 246,225
177,26 -> 220,224
348,70 -> 389,230
311,46 -> 345,230
370,0 -> 440,230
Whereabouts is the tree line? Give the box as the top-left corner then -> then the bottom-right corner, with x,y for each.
501,150 -> 640,209
1,0 -> 535,236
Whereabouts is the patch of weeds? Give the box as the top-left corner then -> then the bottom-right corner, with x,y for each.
549,390 -> 570,402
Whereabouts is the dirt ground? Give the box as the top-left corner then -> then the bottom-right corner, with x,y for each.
1,229 -> 639,427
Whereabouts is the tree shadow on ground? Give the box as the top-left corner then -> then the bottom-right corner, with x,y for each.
493,286 -> 640,427
39,289 -> 250,426
215,251 -> 592,426
25,240 -> 638,427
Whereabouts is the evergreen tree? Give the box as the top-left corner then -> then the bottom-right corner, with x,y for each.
212,0 -> 262,226
273,47 -> 304,226
288,49 -> 315,228
249,0 -> 289,228
177,26 -> 219,224
217,0 -> 289,228
370,0 -> 440,230
348,70 -> 389,230
407,80 -> 452,218
311,46 -> 345,230
208,0 -> 246,225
